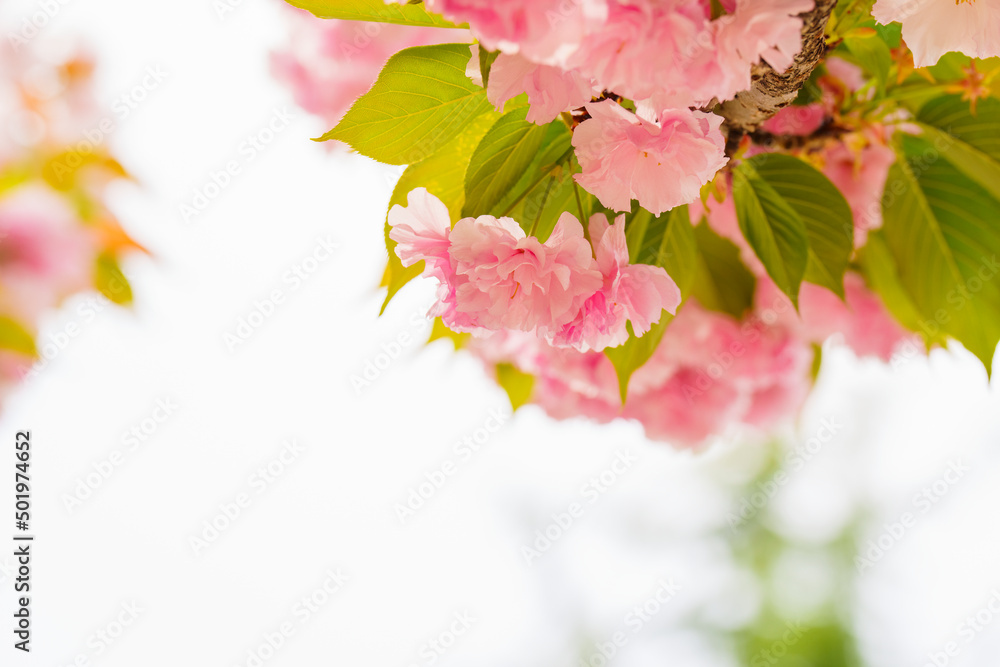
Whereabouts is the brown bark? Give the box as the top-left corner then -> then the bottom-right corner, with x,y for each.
716,0 -> 838,140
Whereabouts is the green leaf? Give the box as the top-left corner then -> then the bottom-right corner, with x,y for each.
318,44 -> 492,164
828,0 -> 875,40
623,205 -> 654,263
495,363 -> 534,410
463,108 -> 549,217
843,31 -> 892,93
747,153 -> 854,299
95,253 -> 133,305
285,0 -> 463,27
379,232 -> 424,315
874,21 -> 901,49
478,47 -> 499,89
604,321 -> 663,404
381,111 -> 499,313
917,95 -> 1000,202
626,206 -> 699,296
427,317 -> 469,349
810,342 -> 823,381
0,163 -> 31,197
856,231 -> 938,347
0,317 -> 36,357
881,133 -> 1000,375
522,170 -> 578,242
690,221 -> 757,318
732,160 -> 810,307
490,122 -> 575,240
606,206 -> 697,401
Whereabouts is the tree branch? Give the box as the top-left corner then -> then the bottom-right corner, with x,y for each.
716,0 -> 838,140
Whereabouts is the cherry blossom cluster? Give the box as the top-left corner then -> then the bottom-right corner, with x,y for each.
389,188 -> 681,352
476,58 -> 909,445
470,301 -> 816,446
272,0 -> 999,446
413,26 -> 910,444
446,0 -> 814,213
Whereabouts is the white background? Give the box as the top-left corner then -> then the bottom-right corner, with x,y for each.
1,0 -> 1000,665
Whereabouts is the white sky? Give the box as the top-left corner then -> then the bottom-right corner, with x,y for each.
1,1 -> 999,665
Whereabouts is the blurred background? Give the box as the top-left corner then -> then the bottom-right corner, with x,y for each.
1,0 -> 999,665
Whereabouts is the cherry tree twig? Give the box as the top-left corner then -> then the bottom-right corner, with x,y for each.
716,0 -> 838,145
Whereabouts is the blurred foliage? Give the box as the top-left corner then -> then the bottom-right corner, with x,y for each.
724,444 -> 864,667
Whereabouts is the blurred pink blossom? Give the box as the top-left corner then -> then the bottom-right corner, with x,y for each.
625,301 -> 812,444
821,137 -> 896,247
272,9 -> 463,129
757,274 -> 910,361
760,103 -> 826,136
0,185 -> 98,325
471,299 -> 813,447
424,0 -> 608,65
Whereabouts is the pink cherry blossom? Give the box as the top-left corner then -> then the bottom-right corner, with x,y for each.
467,331 -> 623,423
573,100 -> 728,214
484,53 -> 594,124
800,276 -> 910,361
625,302 -> 812,444
388,189 -> 603,335
759,58 -> 863,138
824,56 -> 866,93
872,0 -> 1000,67
567,0 -> 811,107
424,0 -> 608,65
449,211 -> 603,333
716,0 -> 813,74
522,335 -> 625,423
624,301 -> 812,444
548,214 -> 681,351
385,187 -> 453,274
570,0 -> 721,105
